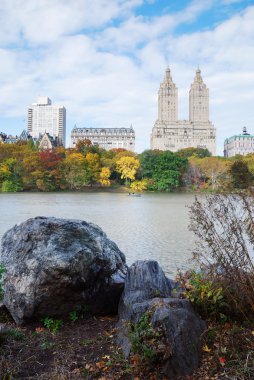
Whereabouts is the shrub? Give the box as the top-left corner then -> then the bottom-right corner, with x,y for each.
189,194 -> 254,319
179,270 -> 228,321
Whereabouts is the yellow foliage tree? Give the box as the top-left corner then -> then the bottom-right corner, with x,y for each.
63,153 -> 88,189
130,179 -> 147,192
191,157 -> 230,190
116,156 -> 140,184
99,167 -> 111,187
85,152 -> 101,183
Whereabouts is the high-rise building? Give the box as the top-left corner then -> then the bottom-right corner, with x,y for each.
28,96 -> 66,146
151,68 -> 216,155
71,126 -> 135,151
224,127 -> 254,157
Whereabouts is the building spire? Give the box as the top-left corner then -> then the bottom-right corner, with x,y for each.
194,67 -> 202,82
158,67 -> 178,122
164,66 -> 172,82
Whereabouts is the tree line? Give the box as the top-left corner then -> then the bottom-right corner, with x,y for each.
0,141 -> 252,192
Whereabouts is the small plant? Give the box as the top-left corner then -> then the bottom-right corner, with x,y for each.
68,304 -> 90,322
0,328 -> 25,344
69,310 -> 78,322
128,310 -> 168,365
180,271 -> 228,321
41,317 -> 63,334
5,329 -> 25,341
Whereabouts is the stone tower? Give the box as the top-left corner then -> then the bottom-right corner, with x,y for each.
158,67 -> 178,123
189,68 -> 209,122
151,67 -> 216,155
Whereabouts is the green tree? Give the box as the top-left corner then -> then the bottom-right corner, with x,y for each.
139,150 -> 187,191
230,159 -> 252,189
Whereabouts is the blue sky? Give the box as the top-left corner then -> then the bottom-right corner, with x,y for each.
0,0 -> 254,154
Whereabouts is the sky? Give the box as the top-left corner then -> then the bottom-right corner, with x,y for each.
0,0 -> 254,154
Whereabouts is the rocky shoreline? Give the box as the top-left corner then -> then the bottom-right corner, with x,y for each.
0,217 -> 205,379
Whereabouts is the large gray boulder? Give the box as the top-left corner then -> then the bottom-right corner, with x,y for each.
0,216 -> 127,325
117,260 -> 206,379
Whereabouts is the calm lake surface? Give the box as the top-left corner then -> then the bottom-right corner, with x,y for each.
0,192 -> 196,277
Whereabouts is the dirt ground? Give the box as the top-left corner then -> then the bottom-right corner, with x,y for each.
0,308 -> 169,380
0,308 -> 253,380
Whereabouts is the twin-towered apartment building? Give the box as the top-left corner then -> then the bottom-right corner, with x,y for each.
151,67 -> 216,155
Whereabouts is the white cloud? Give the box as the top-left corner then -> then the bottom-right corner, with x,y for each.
0,0 -> 143,45
0,1 -> 253,154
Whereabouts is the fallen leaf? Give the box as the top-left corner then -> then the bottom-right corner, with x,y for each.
85,364 -> 94,372
203,344 -> 211,353
35,327 -> 45,333
96,361 -> 105,369
132,354 -> 139,366
219,357 -> 226,366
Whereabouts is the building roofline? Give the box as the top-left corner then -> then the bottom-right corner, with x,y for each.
224,134 -> 254,143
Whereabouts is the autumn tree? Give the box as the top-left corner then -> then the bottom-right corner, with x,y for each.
177,147 -> 211,159
116,156 -> 140,184
63,153 -> 90,189
0,157 -> 23,192
194,157 -> 230,190
85,152 -> 101,185
99,167 -> 111,186
130,179 -> 147,192
76,138 -> 92,150
35,150 -> 65,191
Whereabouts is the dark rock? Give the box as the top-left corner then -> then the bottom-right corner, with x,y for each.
118,260 -> 171,320
0,301 -> 6,312
117,260 -> 206,379
0,216 -> 127,325
152,302 -> 206,378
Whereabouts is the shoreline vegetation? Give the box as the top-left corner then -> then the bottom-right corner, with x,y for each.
1,140 -> 254,193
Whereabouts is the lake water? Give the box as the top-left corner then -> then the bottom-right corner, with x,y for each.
0,192 -> 196,277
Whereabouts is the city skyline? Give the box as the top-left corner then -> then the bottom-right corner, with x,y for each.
0,0 -> 253,154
